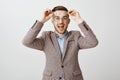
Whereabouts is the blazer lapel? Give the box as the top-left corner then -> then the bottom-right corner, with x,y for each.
51,32 -> 62,62
51,32 -> 73,63
62,32 -> 72,62
62,38 -> 68,62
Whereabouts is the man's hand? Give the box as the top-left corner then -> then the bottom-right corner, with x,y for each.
68,10 -> 83,24
40,9 -> 53,23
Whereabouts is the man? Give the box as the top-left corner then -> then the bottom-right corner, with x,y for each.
22,6 -> 98,80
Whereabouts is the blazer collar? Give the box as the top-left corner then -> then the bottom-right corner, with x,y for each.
51,32 -> 62,62
51,31 -> 74,63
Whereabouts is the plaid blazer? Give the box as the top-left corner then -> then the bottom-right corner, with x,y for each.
22,20 -> 98,80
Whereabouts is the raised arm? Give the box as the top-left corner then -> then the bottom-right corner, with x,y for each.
22,20 -> 45,50
22,9 -> 53,50
69,10 -> 98,49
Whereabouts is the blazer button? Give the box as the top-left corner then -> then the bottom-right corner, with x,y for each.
61,65 -> 64,68
59,77 -> 62,79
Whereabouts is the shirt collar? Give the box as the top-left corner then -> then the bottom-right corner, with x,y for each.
55,31 -> 68,38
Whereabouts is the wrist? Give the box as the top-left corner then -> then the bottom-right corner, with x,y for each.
40,18 -> 46,24
76,19 -> 84,24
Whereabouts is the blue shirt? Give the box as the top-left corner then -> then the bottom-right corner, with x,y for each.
55,31 -> 68,56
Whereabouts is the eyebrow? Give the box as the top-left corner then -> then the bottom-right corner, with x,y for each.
63,15 -> 69,17
53,15 -> 69,17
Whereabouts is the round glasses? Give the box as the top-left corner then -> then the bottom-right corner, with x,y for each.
53,16 -> 69,22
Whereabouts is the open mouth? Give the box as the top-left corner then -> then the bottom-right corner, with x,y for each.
58,26 -> 64,31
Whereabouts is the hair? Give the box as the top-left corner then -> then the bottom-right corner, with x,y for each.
52,5 -> 68,12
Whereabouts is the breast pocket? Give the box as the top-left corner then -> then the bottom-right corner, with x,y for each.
67,40 -> 75,47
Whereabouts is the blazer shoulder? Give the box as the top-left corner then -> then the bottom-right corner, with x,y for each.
40,31 -> 54,37
69,30 -> 81,36
42,31 -> 53,35
68,31 -> 82,40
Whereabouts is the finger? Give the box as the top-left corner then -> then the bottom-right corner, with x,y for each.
44,9 -> 52,16
44,9 -> 51,13
47,9 -> 52,13
68,10 -> 74,14
68,10 -> 76,15
49,13 -> 53,18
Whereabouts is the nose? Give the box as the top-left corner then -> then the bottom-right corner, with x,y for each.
59,18 -> 63,23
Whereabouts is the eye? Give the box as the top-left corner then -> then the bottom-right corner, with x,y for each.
63,17 -> 68,20
54,17 -> 60,20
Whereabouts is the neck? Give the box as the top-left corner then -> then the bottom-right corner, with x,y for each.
55,31 -> 64,37
55,30 -> 67,37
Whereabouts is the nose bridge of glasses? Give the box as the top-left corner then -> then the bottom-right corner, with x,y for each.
59,18 -> 64,22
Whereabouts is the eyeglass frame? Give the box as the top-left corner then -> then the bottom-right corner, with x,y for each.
52,15 -> 69,22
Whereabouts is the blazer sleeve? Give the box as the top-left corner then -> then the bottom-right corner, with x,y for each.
22,20 -> 45,50
77,21 -> 98,49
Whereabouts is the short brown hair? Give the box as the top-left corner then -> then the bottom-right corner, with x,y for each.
52,6 -> 68,12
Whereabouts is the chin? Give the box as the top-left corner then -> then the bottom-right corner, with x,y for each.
58,31 -> 65,34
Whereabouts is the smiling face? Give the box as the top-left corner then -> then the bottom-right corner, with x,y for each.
52,10 -> 70,35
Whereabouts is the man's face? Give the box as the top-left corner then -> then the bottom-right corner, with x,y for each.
52,10 -> 70,34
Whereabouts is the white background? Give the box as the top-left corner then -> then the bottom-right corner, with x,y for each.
0,0 -> 120,80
